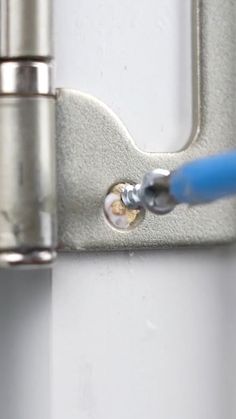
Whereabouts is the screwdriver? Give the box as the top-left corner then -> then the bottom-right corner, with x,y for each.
121,150 -> 236,215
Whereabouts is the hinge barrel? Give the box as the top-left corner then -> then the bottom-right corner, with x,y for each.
0,0 -> 57,267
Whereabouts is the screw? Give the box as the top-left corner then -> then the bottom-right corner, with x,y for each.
121,170 -> 176,215
104,183 -> 143,230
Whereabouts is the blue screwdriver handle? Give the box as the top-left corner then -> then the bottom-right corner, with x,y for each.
170,151 -> 236,205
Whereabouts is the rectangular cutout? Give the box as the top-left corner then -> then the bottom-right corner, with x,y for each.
55,0 -> 193,152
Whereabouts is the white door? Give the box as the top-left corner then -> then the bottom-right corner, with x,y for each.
0,1 -> 236,418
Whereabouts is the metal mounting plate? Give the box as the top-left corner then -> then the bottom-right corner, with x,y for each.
56,0 -> 236,252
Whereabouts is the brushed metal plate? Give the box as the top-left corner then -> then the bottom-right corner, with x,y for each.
56,0 -> 236,251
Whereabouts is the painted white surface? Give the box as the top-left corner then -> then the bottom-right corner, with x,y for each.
53,1 -> 236,419
0,1 -> 236,419
53,250 -> 236,419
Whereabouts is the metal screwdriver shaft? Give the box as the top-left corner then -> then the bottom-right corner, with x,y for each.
121,151 -> 236,215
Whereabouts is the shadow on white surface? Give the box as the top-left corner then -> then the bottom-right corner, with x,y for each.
0,269 -> 51,419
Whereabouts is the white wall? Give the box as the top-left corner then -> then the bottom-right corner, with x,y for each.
0,1 -> 236,419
